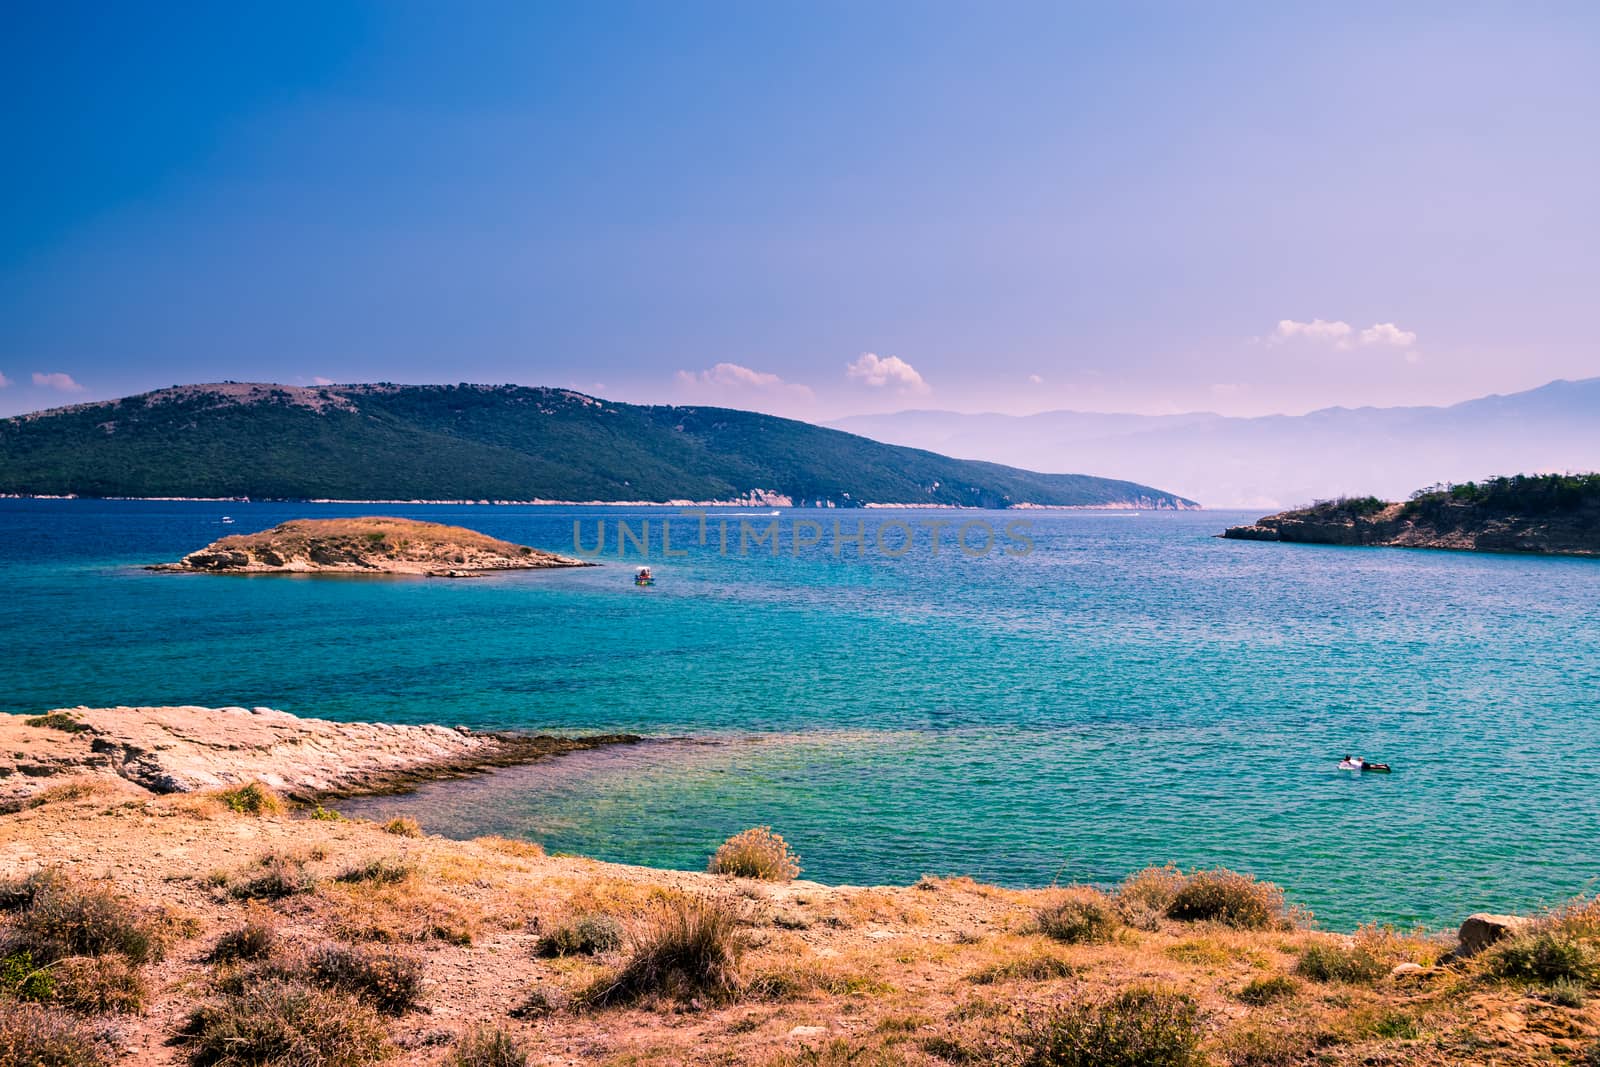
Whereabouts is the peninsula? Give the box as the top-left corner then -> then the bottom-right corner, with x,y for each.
151,516 -> 590,575
1223,473 -> 1600,557
0,705 -> 1590,1066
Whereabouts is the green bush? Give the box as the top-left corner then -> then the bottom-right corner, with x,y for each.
1165,869 -> 1285,930
0,949 -> 56,1001
708,827 -> 802,882
444,1025 -> 530,1067
1545,978 -> 1587,1007
536,913 -> 623,957
1237,974 -> 1299,1004
1019,986 -> 1203,1067
23,712 -> 90,734
180,980 -> 390,1067
216,782 -> 285,816
1036,896 -> 1120,944
1487,930 -> 1597,985
1295,943 -> 1388,985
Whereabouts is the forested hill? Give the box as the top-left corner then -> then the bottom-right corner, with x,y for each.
0,383 -> 1197,508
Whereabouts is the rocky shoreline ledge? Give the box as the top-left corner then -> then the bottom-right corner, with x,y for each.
0,704 -> 636,811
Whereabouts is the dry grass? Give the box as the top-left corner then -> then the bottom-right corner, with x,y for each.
303,941 -> 424,1015
1164,869 -> 1287,930
473,835 -> 545,859
445,1025 -> 530,1067
313,874 -> 480,945
589,895 -> 746,1005
0,870 -> 169,965
207,911 -> 279,963
1018,986 -> 1204,1067
709,827 -> 802,882
1036,890 -> 1120,944
180,979 -> 390,1067
381,816 -> 423,838
229,852 -> 315,900
0,1002 -> 110,1067
535,912 -> 623,957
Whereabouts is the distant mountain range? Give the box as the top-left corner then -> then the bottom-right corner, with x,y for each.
0,383 -> 1193,509
828,378 -> 1600,508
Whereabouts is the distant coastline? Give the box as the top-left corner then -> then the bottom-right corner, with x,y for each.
1,492 -> 1199,510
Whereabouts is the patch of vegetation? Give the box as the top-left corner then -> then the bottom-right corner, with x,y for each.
1295,942 -> 1388,985
304,942 -> 424,1015
382,816 -> 423,838
1018,986 -> 1204,1067
1036,894 -> 1120,944
968,951 -> 1077,984
216,782 -> 285,816
0,1002 -> 110,1067
1164,869 -> 1286,930
1237,974 -> 1299,1004
207,915 -> 278,963
230,853 -> 315,900
0,949 -> 56,1001
23,712 -> 89,733
0,871 -> 168,965
444,1025 -> 530,1067
179,979 -> 390,1067
50,955 -> 149,1014
588,896 -> 745,1005
309,805 -> 344,821
1403,472 -> 1600,517
535,913 -> 623,958
708,826 -> 802,882
1486,930 -> 1597,985
1217,1023 -> 1322,1067
1117,864 -> 1186,914
0,870 -> 61,912
334,858 -> 415,887
1544,977 -> 1587,1007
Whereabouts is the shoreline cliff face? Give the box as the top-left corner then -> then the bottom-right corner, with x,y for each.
1224,476 -> 1600,557
150,516 -> 591,575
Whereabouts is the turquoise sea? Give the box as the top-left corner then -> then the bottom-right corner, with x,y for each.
5,498 -> 1598,929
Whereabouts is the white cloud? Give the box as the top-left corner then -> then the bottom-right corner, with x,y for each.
846,352 -> 930,393
32,372 -> 85,392
311,376 -> 336,386
1359,322 -> 1417,347
0,371 -> 11,388
1272,318 -> 1353,345
1028,373 -> 1044,385
675,362 -> 814,399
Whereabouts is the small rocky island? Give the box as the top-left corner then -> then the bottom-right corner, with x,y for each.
152,516 -> 590,575
1224,473 -> 1600,556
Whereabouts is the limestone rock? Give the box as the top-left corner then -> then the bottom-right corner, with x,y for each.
1456,913 -> 1532,957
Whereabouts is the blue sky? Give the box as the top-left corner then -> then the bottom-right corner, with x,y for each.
3,2 -> 1597,419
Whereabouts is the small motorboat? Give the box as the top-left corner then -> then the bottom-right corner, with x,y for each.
221,516 -> 235,524
1338,757 -> 1392,773
634,566 -> 654,587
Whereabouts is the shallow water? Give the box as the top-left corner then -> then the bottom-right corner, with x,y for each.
5,498 -> 1598,928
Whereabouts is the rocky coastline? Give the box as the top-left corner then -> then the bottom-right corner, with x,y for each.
0,704 -> 636,811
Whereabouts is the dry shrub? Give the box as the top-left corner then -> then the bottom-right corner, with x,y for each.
473,835 -> 544,859
24,780 -> 120,809
180,979 -> 389,1067
0,871 -> 168,965
1019,986 -> 1203,1067
208,912 -> 279,963
1217,1022 -> 1322,1067
304,942 -> 424,1015
535,913 -> 623,957
215,782 -> 285,816
968,951 -> 1076,985
1036,892 -> 1120,945
1237,973 -> 1299,1004
1549,895 -> 1600,940
1165,869 -> 1285,930
334,858 -> 415,887
0,1002 -> 110,1067
709,827 -> 802,882
589,896 -> 745,1005
230,853 -> 315,901
51,955 -> 149,1013
0,869 -> 62,912
445,1025 -> 530,1067
750,958 -> 892,999
382,817 -> 423,839
1118,864 -> 1187,913
317,878 -> 478,946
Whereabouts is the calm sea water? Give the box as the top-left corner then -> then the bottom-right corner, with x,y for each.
4,498 -> 1598,928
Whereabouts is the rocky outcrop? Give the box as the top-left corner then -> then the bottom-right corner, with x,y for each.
1223,489 -> 1600,557
1455,913 -> 1534,958
152,517 -> 591,575
0,705 -> 636,810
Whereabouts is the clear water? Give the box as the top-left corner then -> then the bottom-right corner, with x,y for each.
5,498 -> 1598,929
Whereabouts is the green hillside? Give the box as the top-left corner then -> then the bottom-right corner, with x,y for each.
0,383 -> 1196,508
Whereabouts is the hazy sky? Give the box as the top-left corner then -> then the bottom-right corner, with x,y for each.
3,2 -> 1597,420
